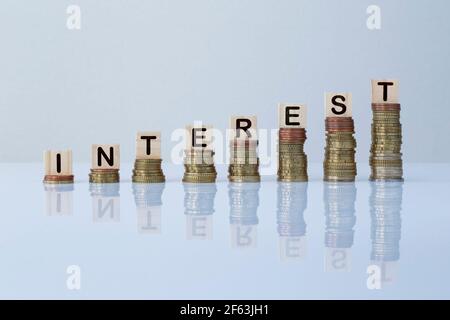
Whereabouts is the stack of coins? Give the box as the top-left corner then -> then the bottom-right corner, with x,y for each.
370,181 -> 403,262
228,182 -> 260,226
278,128 -> 308,182
370,103 -> 403,181
183,149 -> 217,183
43,174 -> 74,184
89,169 -> 120,183
183,183 -> 217,217
228,139 -> 260,183
323,117 -> 357,182
132,159 -> 165,183
277,182 -> 307,238
324,182 -> 357,249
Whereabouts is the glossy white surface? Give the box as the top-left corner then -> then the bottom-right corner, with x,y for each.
0,163 -> 449,299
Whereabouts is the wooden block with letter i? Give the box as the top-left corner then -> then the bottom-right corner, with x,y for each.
43,150 -> 74,184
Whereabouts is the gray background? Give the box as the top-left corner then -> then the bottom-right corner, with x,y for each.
0,0 -> 448,163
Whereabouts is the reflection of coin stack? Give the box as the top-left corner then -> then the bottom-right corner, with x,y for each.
89,169 -> 120,183
184,183 -> 217,240
229,182 -> 260,248
323,117 -> 357,182
183,149 -> 217,183
278,129 -> 308,182
277,183 -> 307,260
370,182 -> 402,263
132,159 -> 165,183
133,183 -> 165,234
228,139 -> 260,182
89,182 -> 120,198
370,103 -> 403,181
324,182 -> 357,249
44,183 -> 74,216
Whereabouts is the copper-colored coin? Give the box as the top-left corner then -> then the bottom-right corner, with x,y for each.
44,175 -> 74,181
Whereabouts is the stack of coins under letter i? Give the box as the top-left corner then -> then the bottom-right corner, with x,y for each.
323,93 -> 357,182
183,124 -> 217,183
132,132 -> 165,183
43,150 -> 74,184
277,104 -> 308,182
370,80 -> 403,181
89,144 -> 120,183
228,116 -> 260,182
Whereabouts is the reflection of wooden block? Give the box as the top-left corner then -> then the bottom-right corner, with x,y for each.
278,104 -> 307,128
229,115 -> 258,140
371,79 -> 399,103
325,93 -> 352,117
186,216 -> 213,240
92,196 -> 120,222
138,207 -> 161,234
186,125 -> 213,150
43,150 -> 72,175
136,131 -> 161,159
325,248 -> 351,272
91,144 -> 120,169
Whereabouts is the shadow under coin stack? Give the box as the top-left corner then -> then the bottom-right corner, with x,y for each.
370,103 -> 403,181
228,139 -> 260,183
183,149 -> 217,183
370,181 -> 403,264
324,182 -> 357,250
323,117 -> 357,182
278,128 -> 308,182
183,183 -> 217,219
132,159 -> 165,183
277,183 -> 308,259
89,169 -> 119,183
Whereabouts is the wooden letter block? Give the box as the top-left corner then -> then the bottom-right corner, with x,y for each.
371,79 -> 399,103
91,144 -> 120,169
229,115 -> 258,140
186,124 -> 213,150
43,150 -> 72,175
278,104 -> 307,128
136,131 -> 161,159
325,93 -> 352,117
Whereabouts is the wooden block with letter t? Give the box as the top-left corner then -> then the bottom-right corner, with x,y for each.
371,79 -> 399,103
136,131 -> 161,159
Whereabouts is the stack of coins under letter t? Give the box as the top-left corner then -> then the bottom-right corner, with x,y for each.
183,124 -> 217,183
370,80 -> 403,181
323,93 -> 357,182
132,132 -> 165,183
277,104 -> 308,182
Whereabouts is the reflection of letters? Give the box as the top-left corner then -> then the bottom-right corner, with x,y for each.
45,184 -> 74,216
98,199 -> 114,219
192,217 -> 207,237
93,196 -> 120,222
236,226 -> 253,247
285,238 -> 300,258
141,209 -> 158,231
332,250 -> 347,270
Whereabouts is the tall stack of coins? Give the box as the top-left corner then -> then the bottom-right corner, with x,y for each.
89,169 -> 120,183
278,128 -> 308,182
370,181 -> 403,263
132,159 -> 165,183
370,80 -> 403,181
324,182 -> 357,250
183,149 -> 217,183
228,139 -> 260,183
323,117 -> 357,182
370,103 -> 403,181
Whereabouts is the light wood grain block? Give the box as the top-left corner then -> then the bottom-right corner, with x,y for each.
91,144 -> 120,169
229,115 -> 258,140
136,131 -> 161,159
186,124 -> 213,150
278,104 -> 307,128
371,79 -> 399,103
325,93 -> 352,117
43,150 -> 72,175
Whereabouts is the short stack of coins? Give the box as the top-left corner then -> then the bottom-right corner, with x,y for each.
228,139 -> 260,183
132,159 -> 165,183
89,169 -> 119,183
278,128 -> 308,182
323,117 -> 357,182
183,149 -> 217,183
370,103 -> 403,181
44,174 -> 74,184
